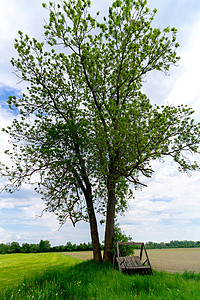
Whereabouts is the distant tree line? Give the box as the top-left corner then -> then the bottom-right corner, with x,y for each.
1,239 -> 200,254
0,224 -> 131,255
0,240 -> 102,254
145,240 -> 200,249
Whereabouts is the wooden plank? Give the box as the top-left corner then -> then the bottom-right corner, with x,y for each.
120,266 -> 151,270
116,257 -> 151,270
143,244 -> 152,268
116,242 -> 121,273
117,256 -> 143,269
117,242 -> 144,246
140,243 -> 144,261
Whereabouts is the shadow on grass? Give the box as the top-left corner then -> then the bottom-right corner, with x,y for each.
2,260 -> 200,300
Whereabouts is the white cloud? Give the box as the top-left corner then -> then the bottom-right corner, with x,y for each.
0,106 -> 15,182
119,158 -> 200,242
164,16 -> 200,115
0,0 -> 47,87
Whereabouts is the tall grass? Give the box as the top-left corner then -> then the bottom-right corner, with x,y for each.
2,259 -> 200,299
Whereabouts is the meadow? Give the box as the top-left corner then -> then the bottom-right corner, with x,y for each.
0,253 -> 80,291
1,249 -> 200,299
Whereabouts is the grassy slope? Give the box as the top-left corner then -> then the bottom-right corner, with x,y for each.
0,252 -> 81,291
1,254 -> 200,299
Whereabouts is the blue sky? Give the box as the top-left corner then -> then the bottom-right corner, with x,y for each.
0,0 -> 200,246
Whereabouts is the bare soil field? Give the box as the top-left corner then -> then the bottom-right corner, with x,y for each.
63,248 -> 200,273
144,248 -> 200,273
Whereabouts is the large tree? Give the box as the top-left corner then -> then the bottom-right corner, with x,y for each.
1,0 -> 200,262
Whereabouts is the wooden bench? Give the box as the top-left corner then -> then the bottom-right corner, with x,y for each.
113,242 -> 152,275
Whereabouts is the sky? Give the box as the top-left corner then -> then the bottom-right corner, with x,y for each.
0,0 -> 200,247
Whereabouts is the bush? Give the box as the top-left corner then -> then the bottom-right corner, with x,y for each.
113,223 -> 134,256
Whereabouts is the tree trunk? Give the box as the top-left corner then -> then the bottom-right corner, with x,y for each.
74,166 -> 102,262
103,173 -> 116,263
85,189 -> 102,263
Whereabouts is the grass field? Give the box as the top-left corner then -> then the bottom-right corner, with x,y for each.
0,252 -> 81,291
1,249 -> 200,299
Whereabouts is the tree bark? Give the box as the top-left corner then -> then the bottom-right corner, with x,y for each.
85,191 -> 102,262
103,171 -> 116,263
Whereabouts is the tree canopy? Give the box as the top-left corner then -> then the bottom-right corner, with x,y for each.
1,0 -> 200,262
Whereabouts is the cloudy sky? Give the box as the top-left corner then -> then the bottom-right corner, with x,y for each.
0,0 -> 200,247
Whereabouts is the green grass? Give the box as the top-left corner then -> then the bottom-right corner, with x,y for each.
1,254 -> 200,299
0,252 -> 81,291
